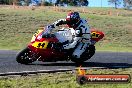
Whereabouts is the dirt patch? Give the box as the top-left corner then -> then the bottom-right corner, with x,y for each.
125,24 -> 132,30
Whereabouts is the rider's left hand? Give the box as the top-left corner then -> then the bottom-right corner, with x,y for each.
44,24 -> 55,34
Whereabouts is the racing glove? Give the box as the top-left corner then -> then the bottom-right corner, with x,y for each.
44,24 -> 55,34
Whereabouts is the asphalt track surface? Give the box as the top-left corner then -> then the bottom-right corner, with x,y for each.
0,50 -> 132,73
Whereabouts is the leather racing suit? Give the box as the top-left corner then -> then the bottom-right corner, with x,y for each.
45,18 -> 91,58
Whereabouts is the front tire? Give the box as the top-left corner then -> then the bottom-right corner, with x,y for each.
16,47 -> 36,64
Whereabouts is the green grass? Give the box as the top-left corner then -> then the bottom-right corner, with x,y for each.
0,6 -> 132,51
0,68 -> 132,88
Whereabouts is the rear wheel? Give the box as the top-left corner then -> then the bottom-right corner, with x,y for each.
16,47 -> 36,64
71,45 -> 95,63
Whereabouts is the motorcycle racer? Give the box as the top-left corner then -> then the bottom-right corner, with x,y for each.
45,12 -> 91,59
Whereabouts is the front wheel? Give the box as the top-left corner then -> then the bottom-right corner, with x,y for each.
16,47 -> 36,64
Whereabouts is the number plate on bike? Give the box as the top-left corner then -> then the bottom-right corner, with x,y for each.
32,41 -> 49,49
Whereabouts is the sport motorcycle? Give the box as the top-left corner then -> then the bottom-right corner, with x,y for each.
16,27 -> 104,64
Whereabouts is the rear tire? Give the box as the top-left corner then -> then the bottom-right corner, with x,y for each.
71,45 -> 95,63
16,47 -> 36,64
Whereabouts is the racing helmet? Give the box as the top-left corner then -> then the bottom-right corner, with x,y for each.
66,12 -> 80,25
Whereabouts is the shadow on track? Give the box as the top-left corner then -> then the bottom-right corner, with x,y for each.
29,62 -> 132,69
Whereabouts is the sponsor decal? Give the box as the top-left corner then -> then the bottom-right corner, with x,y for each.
31,30 -> 43,42
76,66 -> 131,85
